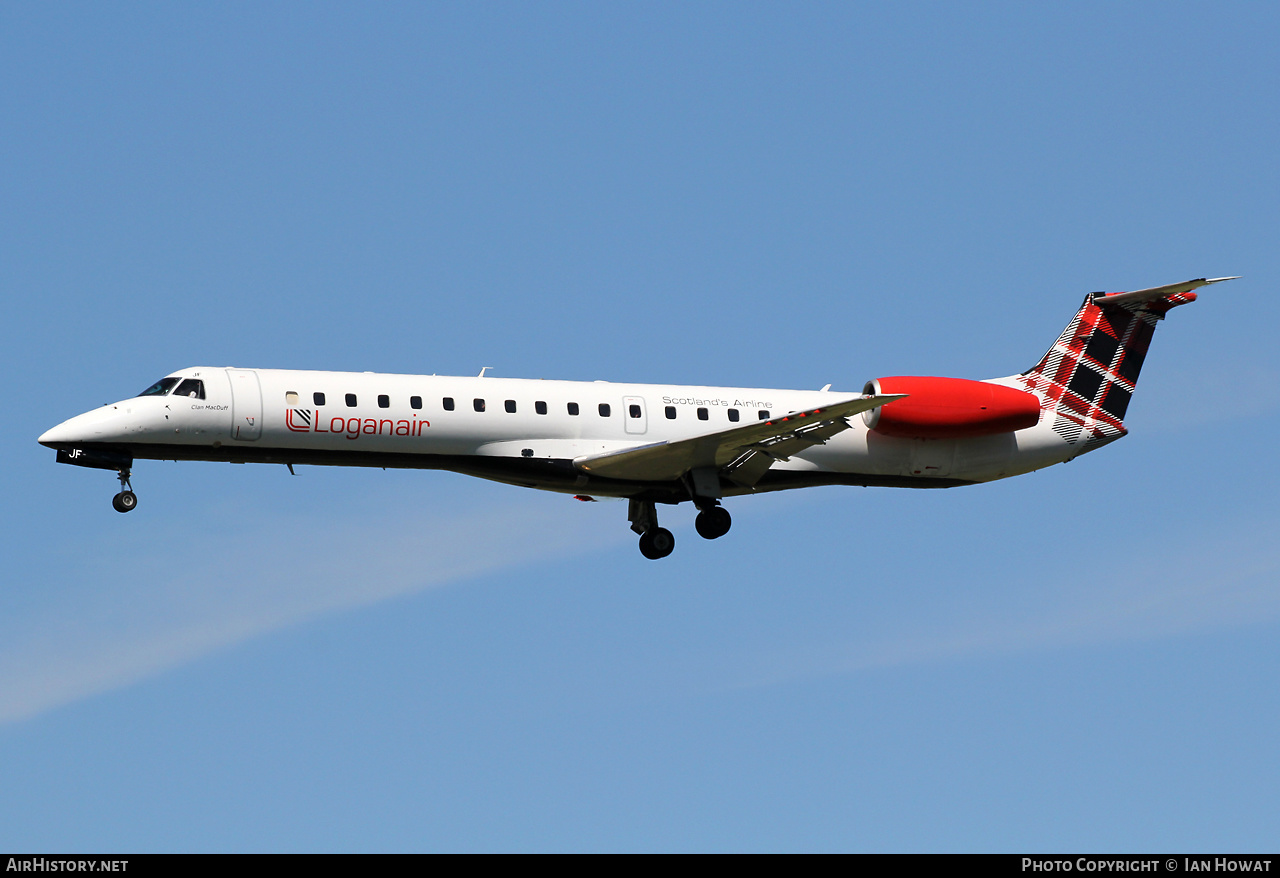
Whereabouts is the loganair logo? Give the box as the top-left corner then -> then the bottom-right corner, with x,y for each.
286,408 -> 430,440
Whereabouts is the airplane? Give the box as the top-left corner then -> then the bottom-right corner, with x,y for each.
39,276 -> 1236,559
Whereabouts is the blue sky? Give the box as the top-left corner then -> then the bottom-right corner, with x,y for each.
2,2 -> 1277,852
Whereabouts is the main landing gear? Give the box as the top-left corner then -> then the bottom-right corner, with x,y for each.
638,526 -> 676,560
629,499 -> 675,560
111,467 -> 137,513
694,503 -> 732,540
627,498 -> 733,559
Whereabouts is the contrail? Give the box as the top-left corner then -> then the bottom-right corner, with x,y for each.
0,497 -> 620,725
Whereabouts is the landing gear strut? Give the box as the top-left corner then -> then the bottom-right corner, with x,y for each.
629,499 -> 674,560
112,467 -> 137,513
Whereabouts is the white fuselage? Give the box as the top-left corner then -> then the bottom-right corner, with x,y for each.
39,277 -> 1225,558
40,366 -> 1081,499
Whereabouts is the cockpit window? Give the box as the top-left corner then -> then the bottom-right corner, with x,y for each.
137,377 -> 180,397
175,379 -> 205,400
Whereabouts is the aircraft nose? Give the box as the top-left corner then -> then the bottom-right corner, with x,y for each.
39,410 -> 109,447
39,418 -> 82,447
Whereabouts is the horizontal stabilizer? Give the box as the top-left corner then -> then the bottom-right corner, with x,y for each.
574,394 -> 904,483
1092,276 -> 1239,307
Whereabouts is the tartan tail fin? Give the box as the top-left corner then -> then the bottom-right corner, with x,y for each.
1020,277 -> 1237,451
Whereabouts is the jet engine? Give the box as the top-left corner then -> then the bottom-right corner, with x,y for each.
862,376 -> 1041,439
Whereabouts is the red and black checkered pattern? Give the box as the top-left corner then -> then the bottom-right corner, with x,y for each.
1020,290 -> 1197,447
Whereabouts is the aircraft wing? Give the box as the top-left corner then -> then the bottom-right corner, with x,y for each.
573,394 -> 904,486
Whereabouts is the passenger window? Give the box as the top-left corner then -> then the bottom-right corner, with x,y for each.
535,401 -> 547,415
505,400 -> 517,413
697,407 -> 708,420
567,402 -> 580,416
137,377 -> 180,397
346,393 -> 357,407
598,403 -> 611,417
758,410 -> 770,420
175,379 -> 206,400
378,394 -> 390,409
474,398 -> 486,412
728,408 -> 739,422
314,392 -> 326,406
665,406 -> 676,419
443,397 -> 455,411
629,404 -> 641,419
285,391 -> 299,406
410,396 -> 422,410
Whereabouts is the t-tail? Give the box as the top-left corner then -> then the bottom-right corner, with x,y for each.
1020,276 -> 1239,453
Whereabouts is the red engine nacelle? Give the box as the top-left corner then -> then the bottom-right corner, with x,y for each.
863,376 -> 1041,439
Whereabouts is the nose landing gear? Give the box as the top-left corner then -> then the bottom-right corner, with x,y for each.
112,467 -> 137,513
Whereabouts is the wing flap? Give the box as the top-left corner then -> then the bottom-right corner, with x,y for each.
573,394 -> 903,482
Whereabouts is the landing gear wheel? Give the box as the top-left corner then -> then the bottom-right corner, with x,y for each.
638,527 -> 676,560
112,491 -> 137,513
694,506 -> 732,540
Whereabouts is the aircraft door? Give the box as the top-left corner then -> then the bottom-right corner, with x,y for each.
623,396 -> 647,435
226,369 -> 263,441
